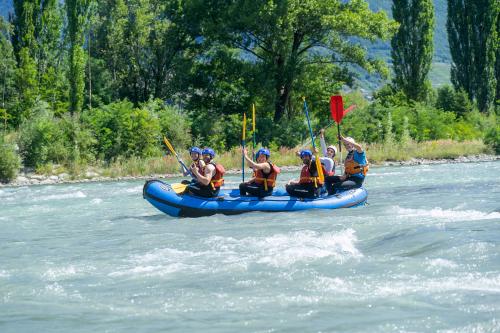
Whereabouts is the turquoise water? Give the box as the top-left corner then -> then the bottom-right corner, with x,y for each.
1,162 -> 499,332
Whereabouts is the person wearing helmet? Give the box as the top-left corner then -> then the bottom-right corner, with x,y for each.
324,134 -> 368,194
286,149 -> 326,198
181,147 -> 205,184
239,147 -> 280,197
319,128 -> 336,175
186,147 -> 225,197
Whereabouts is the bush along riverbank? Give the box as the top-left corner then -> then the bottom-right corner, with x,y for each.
1,139 -> 497,187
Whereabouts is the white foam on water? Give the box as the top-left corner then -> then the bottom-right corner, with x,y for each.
44,282 -> 66,296
108,263 -> 190,278
90,198 -> 103,205
313,276 -> 356,294
0,270 -> 10,278
130,248 -> 201,264
41,265 -> 93,281
392,206 -> 500,222
125,186 -> 143,193
371,273 -> 500,298
34,191 -> 87,201
108,248 -> 205,277
205,229 -> 362,268
437,318 -> 499,333
427,258 -> 459,269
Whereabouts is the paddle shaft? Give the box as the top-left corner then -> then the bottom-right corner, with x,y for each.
163,136 -> 193,177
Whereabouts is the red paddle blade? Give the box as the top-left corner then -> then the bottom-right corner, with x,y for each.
330,95 -> 344,123
343,104 -> 357,116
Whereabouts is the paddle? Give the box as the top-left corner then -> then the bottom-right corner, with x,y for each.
163,136 -> 193,177
302,97 -> 325,184
330,96 -> 356,173
252,103 -> 256,159
242,112 -> 247,182
171,182 -> 188,194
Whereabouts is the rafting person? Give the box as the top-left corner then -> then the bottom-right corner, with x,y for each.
319,129 -> 336,175
186,148 -> 225,197
239,147 -> 280,197
286,149 -> 326,198
325,135 -> 368,194
180,147 -> 205,184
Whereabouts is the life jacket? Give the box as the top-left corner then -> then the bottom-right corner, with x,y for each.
253,162 -> 280,191
207,162 -> 225,190
299,162 -> 326,187
344,151 -> 369,176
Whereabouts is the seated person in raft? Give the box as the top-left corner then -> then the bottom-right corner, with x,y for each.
239,147 -> 280,197
180,146 -> 205,185
186,148 -> 225,198
286,149 -> 326,199
319,128 -> 337,176
324,135 -> 368,194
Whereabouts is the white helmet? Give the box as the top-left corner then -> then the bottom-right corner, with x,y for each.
326,145 -> 337,155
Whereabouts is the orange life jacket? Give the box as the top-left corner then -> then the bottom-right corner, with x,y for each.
299,162 -> 325,187
207,162 -> 225,190
253,162 -> 280,191
344,159 -> 369,176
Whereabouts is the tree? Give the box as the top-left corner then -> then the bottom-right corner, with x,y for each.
192,0 -> 398,122
12,0 -> 63,79
66,0 -> 92,115
447,0 -> 499,112
391,0 -> 434,101
0,17 -> 17,127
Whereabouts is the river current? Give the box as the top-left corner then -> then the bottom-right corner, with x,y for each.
1,161 -> 499,332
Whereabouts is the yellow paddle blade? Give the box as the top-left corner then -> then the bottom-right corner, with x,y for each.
171,183 -> 188,194
252,104 -> 256,132
242,112 -> 246,141
163,136 -> 177,155
315,153 -> 325,183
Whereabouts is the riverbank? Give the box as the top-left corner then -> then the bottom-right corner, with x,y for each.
2,153 -> 498,188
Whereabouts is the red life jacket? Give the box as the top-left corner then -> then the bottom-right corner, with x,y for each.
207,162 -> 225,190
252,162 -> 280,191
299,162 -> 325,187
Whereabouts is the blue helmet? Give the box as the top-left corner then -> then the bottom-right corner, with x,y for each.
255,148 -> 270,159
189,147 -> 202,155
202,148 -> 215,158
300,149 -> 312,158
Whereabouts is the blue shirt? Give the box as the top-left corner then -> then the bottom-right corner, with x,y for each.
349,150 -> 367,179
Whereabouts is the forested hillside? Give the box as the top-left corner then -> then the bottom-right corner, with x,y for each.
0,0 -> 451,64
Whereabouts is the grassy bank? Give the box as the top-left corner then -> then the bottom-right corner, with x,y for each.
25,139 -> 493,180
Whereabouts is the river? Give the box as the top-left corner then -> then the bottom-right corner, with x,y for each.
1,161 -> 499,332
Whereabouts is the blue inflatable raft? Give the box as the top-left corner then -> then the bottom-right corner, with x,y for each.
143,179 -> 367,217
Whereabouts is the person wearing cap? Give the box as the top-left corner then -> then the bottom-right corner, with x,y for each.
286,149 -> 326,198
239,147 -> 281,197
187,147 -> 225,197
324,135 -> 368,194
319,128 -> 336,175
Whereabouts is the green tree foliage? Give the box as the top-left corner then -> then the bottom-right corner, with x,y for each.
66,0 -> 92,115
0,137 -> 20,183
391,0 -> 434,101
17,101 -> 71,167
0,17 -> 17,126
484,124 -> 500,154
192,0 -> 398,122
83,100 -> 165,161
91,0 -> 195,105
447,0 -> 499,112
435,85 -> 473,116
